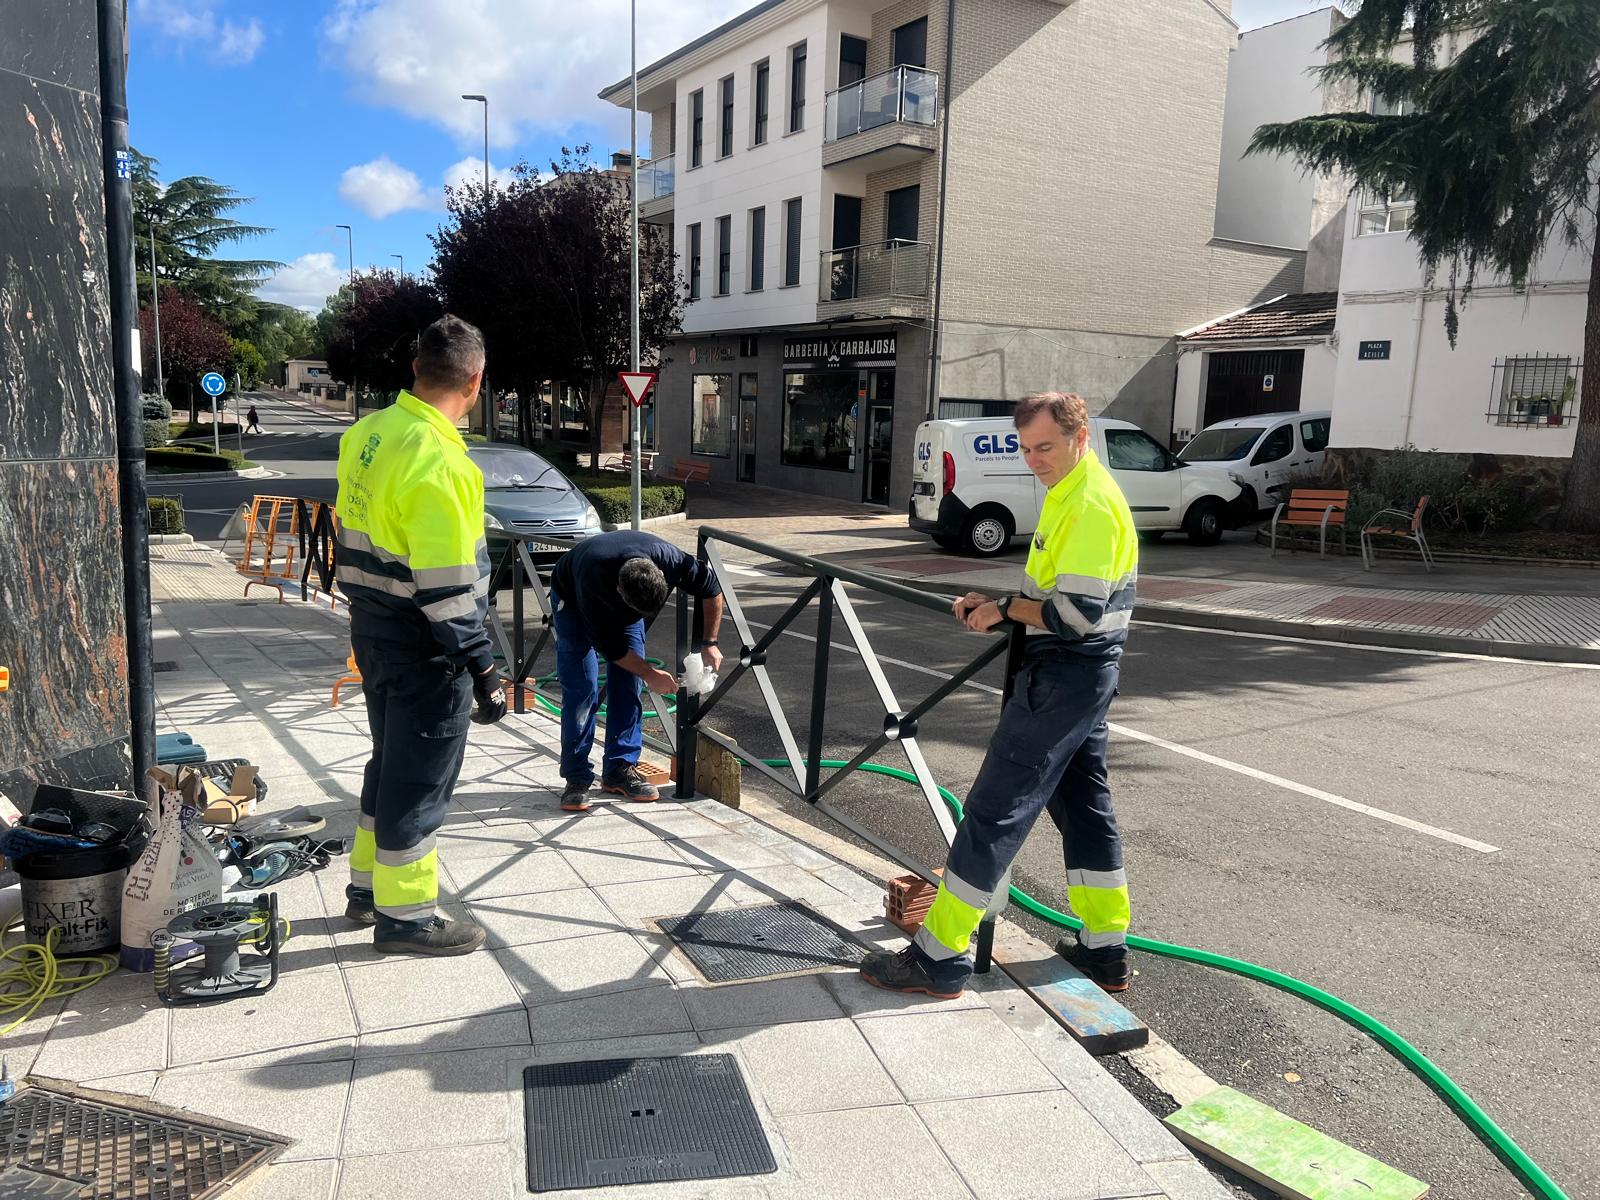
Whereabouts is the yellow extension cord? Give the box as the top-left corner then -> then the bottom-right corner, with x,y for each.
0,915 -> 118,1037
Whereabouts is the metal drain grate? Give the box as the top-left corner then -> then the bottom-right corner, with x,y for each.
523,1055 -> 775,1192
656,901 -> 867,983
0,1165 -> 87,1200
0,1086 -> 287,1199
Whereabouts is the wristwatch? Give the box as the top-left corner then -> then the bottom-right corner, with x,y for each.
995,595 -> 1015,623
703,639 -> 719,648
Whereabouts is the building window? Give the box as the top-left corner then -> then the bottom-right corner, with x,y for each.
1356,187 -> 1414,236
687,222 -> 702,300
784,372 -> 858,471
783,197 -> 802,287
892,17 -> 928,68
885,184 -> 920,244
789,42 -> 807,133
719,75 -> 734,159
738,335 -> 759,357
690,89 -> 704,168
1492,355 -> 1580,427
716,214 -> 731,296
692,374 -> 732,457
748,206 -> 766,291
753,60 -> 769,145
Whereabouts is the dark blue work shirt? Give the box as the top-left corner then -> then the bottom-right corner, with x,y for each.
549,531 -> 722,663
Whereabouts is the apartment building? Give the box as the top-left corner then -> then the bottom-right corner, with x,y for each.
601,0 -> 1303,508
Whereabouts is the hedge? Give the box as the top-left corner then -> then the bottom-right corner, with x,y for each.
142,418 -> 169,449
575,479 -> 686,526
148,496 -> 184,535
146,446 -> 248,472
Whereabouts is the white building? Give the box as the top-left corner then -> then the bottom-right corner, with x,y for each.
602,0 -> 1304,509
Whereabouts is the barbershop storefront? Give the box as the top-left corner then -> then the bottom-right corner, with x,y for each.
659,324 -> 926,508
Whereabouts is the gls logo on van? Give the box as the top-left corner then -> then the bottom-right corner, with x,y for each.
972,433 -> 1020,456
915,441 -> 932,462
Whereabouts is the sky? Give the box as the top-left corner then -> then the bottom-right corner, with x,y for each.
127,0 -> 1339,315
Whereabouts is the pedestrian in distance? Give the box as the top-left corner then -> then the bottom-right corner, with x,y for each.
334,314 -> 507,958
860,391 -> 1140,999
548,530 -> 725,812
245,404 -> 262,434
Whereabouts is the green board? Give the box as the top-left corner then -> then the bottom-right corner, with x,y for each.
1165,1087 -> 1428,1200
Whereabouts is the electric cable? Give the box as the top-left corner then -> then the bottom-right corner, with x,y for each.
0,916 -> 117,1037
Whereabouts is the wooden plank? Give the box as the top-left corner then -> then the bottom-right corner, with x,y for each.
996,949 -> 1150,1056
1165,1087 -> 1428,1200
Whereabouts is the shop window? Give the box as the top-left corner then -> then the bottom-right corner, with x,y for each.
783,372 -> 858,471
692,374 -> 732,457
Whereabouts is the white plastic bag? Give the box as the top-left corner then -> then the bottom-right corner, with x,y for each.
680,654 -> 718,698
119,768 -> 226,971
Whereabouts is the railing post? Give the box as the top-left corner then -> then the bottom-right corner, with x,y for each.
1000,622 -> 1028,704
674,587 -> 696,799
804,583 -> 833,799
510,541 -> 526,714
896,64 -> 905,123
975,916 -> 996,975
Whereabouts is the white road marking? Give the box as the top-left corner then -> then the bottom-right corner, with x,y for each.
1132,618 -> 1600,671
745,615 -> 1501,854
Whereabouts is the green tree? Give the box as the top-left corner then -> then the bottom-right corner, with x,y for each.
131,149 -> 281,332
137,286 -> 231,420
1249,0 -> 1600,531
228,337 -> 268,389
320,272 -> 445,401
242,304 -> 321,378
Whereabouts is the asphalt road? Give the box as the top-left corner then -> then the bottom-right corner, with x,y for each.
157,390 -> 348,543
632,569 -> 1596,1200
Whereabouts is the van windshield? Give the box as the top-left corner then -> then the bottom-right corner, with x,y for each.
1179,427 -> 1264,462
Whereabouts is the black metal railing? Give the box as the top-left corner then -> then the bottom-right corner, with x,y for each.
1486,355 -> 1583,428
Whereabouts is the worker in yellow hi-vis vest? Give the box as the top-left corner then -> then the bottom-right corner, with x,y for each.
861,391 -> 1139,998
334,315 -> 504,957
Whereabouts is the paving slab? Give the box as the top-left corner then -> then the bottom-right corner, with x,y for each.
336,1144 -> 513,1200
343,1046 -> 519,1157
701,1018 -> 903,1114
31,972 -> 168,1080
679,973 -> 846,1033
168,966 -> 356,1068
445,846 -> 586,899
465,885 -> 624,949
558,840 -> 706,887
767,1105 -> 973,1200
344,951 -> 522,1032
526,983 -> 695,1047
355,1010 -> 533,1060
247,1158 -> 338,1200
856,1007 -> 1060,1103
153,1059 -> 353,1161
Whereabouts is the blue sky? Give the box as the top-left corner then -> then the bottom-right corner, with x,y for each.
127,0 -> 1336,314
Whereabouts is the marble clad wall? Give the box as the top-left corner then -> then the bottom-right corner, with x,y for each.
0,0 -> 132,801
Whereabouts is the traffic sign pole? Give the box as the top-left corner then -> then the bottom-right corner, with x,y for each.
619,371 -> 655,531
200,371 -> 227,456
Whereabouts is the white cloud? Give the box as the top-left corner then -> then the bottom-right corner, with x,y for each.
324,0 -> 750,146
338,156 -> 432,219
134,0 -> 265,65
257,253 -> 345,312
442,156 -> 517,197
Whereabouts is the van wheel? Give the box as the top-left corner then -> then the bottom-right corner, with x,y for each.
1184,498 -> 1226,546
963,508 -> 1014,557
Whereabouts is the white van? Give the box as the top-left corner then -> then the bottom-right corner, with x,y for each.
909,417 -> 1250,556
1176,411 -> 1332,515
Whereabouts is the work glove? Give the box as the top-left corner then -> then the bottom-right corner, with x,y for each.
471,669 -> 508,726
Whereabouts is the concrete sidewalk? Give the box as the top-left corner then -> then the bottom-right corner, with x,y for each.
8,544 -> 1231,1200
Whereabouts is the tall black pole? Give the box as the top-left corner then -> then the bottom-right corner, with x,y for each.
98,0 -> 155,783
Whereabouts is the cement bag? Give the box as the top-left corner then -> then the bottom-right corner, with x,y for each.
120,768 -> 225,970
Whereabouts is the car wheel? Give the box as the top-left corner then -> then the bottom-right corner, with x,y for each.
963,508 -> 1013,557
1184,498 -> 1226,546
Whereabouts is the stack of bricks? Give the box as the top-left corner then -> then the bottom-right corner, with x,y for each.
883,870 -> 941,935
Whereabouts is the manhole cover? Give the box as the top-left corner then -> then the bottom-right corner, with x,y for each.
0,1164 -> 87,1200
0,1086 -> 286,1199
656,901 -> 867,983
152,661 -> 180,673
523,1055 -> 774,1192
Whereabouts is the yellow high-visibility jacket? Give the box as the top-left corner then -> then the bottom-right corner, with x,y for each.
334,390 -> 493,671
1020,449 -> 1138,659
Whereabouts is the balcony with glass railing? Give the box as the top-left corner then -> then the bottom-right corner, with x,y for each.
636,155 -> 675,221
818,240 -> 932,318
822,67 -> 939,168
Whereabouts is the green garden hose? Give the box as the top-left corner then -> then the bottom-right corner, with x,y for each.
766,758 -> 1568,1200
515,672 -> 1564,1200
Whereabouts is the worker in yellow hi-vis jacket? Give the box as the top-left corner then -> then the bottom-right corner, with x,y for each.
861,391 -> 1139,999
334,315 -> 503,957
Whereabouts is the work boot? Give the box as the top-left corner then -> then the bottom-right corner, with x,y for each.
344,898 -> 376,926
561,780 -> 593,812
601,764 -> 659,803
858,946 -> 968,1000
1055,935 -> 1131,993
373,916 -> 487,957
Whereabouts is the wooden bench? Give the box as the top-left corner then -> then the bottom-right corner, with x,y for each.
658,458 -> 711,486
1270,488 -> 1349,557
1361,496 -> 1434,571
602,449 -> 657,475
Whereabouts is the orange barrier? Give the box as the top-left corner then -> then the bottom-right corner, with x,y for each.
331,652 -> 362,707
236,496 -> 339,606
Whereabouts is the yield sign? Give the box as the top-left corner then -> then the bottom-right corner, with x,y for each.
618,371 -> 656,408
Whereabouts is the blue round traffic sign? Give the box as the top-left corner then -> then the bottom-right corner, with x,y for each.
201,372 -> 227,396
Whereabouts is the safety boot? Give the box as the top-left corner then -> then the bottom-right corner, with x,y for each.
561,780 -> 593,812
858,946 -> 968,1000
601,764 -> 659,802
1054,935 -> 1130,993
374,916 -> 487,957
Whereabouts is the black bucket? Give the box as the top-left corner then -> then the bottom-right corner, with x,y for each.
12,786 -> 150,956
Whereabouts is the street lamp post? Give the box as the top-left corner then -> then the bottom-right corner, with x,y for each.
629,0 -> 641,531
390,253 -> 404,278
336,223 -> 356,407
462,93 -> 491,436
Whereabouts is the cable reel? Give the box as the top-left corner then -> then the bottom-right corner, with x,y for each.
151,893 -> 288,1006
